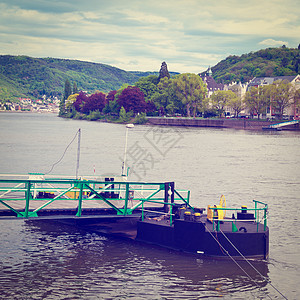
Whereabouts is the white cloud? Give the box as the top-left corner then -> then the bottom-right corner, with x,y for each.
259,39 -> 288,47
0,0 -> 299,73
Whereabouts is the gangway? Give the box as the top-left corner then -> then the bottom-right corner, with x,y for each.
0,174 -> 191,226
0,174 -> 271,261
263,119 -> 299,131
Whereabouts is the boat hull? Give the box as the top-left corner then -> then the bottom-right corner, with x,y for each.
136,217 -> 269,260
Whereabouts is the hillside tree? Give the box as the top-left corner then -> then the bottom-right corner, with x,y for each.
64,79 -> 72,100
73,82 -> 78,94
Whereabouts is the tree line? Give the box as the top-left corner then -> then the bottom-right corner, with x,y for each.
59,72 -> 209,123
59,73 -> 300,123
244,80 -> 300,119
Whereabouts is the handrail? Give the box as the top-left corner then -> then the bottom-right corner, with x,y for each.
210,200 -> 268,232
0,178 -> 190,221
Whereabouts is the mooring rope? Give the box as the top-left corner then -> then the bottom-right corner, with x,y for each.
219,228 -> 288,300
203,223 -> 273,300
44,129 -> 81,175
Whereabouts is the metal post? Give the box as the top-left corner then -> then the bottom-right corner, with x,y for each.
123,183 -> 129,215
25,181 -> 31,218
164,183 -> 169,213
216,220 -> 220,232
170,204 -> 173,226
76,181 -> 83,217
187,190 -> 190,204
257,209 -> 259,232
170,182 -> 175,203
264,206 -> 267,231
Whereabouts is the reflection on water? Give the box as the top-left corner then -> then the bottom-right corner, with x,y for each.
0,220 -> 270,299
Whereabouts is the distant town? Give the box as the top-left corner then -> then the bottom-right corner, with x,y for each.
0,96 -> 60,113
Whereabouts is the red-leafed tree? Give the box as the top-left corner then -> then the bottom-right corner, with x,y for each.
74,91 -> 88,112
82,92 -> 106,114
117,86 -> 146,114
106,90 -> 117,102
146,101 -> 156,113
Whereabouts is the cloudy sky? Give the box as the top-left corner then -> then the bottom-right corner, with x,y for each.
0,0 -> 299,73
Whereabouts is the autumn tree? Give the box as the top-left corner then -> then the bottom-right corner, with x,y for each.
81,92 -> 106,114
65,93 -> 79,110
73,91 -> 88,112
103,90 -> 118,115
116,86 -> 146,114
106,90 -> 117,102
173,73 -> 207,117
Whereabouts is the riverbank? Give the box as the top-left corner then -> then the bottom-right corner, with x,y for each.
147,117 -> 300,131
2,111 -> 299,131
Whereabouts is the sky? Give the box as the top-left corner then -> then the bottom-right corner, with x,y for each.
0,0 -> 299,73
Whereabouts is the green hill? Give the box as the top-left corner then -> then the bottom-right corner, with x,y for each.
203,46 -> 300,84
2,47 -> 300,102
0,55 -> 146,102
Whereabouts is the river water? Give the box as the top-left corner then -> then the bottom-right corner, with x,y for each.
0,112 -> 299,299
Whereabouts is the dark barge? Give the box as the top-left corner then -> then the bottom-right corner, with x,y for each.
0,175 -> 269,260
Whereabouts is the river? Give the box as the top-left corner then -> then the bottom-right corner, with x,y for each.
0,112 -> 299,299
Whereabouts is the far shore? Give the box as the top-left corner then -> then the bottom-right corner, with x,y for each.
1,110 -> 299,131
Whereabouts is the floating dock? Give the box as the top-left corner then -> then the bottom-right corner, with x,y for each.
0,174 -> 269,260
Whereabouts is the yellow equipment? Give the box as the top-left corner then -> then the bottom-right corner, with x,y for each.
207,195 -> 226,222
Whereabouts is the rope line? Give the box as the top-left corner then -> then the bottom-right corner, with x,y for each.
219,228 -> 288,300
204,223 -> 273,300
44,129 -> 80,175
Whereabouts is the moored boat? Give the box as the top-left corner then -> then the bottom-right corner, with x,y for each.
0,174 -> 269,260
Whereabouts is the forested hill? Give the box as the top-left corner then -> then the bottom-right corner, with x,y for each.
0,55 -> 153,101
203,46 -> 300,84
2,46 -> 300,101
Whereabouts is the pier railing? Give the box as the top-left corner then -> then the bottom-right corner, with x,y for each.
0,175 -> 191,220
210,200 -> 268,232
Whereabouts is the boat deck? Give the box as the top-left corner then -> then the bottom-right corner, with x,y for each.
142,214 -> 267,234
